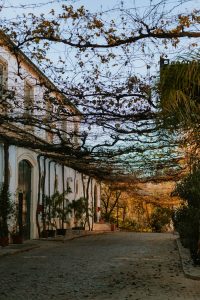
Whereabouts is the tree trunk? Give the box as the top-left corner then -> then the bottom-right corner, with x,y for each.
42,157 -> 47,234
36,155 -> 41,237
62,164 -> 65,229
1,142 -> 9,238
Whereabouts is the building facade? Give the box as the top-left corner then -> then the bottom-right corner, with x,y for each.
0,33 -> 101,240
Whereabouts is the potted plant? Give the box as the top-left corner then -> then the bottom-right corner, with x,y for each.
44,189 -> 72,237
0,186 -> 14,247
10,227 -> 23,244
55,203 -> 71,236
55,185 -> 72,236
9,203 -> 23,244
69,198 -> 88,230
47,186 -> 72,237
43,194 -> 57,238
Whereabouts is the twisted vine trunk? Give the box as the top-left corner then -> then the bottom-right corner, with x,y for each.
1,142 -> 9,238
36,155 -> 41,237
81,175 -> 91,231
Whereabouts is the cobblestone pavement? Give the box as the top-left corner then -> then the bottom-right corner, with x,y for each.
0,232 -> 200,300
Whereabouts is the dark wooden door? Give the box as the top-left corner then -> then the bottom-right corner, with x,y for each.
18,160 -> 32,240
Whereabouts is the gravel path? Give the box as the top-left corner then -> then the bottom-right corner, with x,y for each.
0,232 -> 200,299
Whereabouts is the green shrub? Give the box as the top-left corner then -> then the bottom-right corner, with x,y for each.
119,219 -> 137,231
175,167 -> 200,208
149,206 -> 172,232
0,186 -> 14,238
173,166 -> 200,254
172,205 -> 199,250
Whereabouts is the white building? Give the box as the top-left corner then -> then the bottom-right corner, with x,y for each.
0,32 -> 101,240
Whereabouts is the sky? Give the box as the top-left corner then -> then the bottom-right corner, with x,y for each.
1,0 -> 200,75
1,0 -> 199,79
0,0 -> 199,177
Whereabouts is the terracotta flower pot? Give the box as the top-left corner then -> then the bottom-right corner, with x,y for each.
56,229 -> 67,236
0,236 -> 9,247
46,229 -> 56,237
12,235 -> 23,244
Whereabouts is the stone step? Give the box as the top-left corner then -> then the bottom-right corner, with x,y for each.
93,223 -> 112,231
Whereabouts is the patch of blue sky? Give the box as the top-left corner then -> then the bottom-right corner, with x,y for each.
0,0 -> 197,177
1,0 -> 199,78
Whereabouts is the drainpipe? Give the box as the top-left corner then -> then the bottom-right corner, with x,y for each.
74,171 -> 76,201
86,177 -> 91,231
48,160 -> 54,198
36,154 -> 42,237
42,157 -> 47,234
54,162 -> 57,192
116,197 -> 119,228
62,164 -> 65,229
48,160 -> 54,230
81,174 -> 86,199
91,179 -> 94,231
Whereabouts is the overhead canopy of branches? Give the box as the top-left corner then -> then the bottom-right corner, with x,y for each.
0,0 -> 199,183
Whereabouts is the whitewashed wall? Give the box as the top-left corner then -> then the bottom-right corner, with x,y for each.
0,41 -> 101,239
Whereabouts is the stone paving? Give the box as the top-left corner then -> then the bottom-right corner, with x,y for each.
0,232 -> 200,299
176,238 -> 200,281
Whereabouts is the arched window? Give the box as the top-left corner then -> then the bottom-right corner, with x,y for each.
0,56 -> 8,112
24,81 -> 34,114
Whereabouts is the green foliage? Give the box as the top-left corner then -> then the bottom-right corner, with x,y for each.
44,188 -> 72,229
118,219 -> 137,231
69,197 -> 89,227
173,205 -> 199,248
159,61 -> 200,128
173,167 -> 200,252
149,206 -> 172,232
0,185 -> 14,237
9,202 -> 20,236
175,167 -> 200,208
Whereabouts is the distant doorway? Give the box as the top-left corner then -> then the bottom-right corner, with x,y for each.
18,160 -> 32,240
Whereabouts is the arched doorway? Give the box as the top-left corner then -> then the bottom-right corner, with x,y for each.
18,160 -> 32,240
